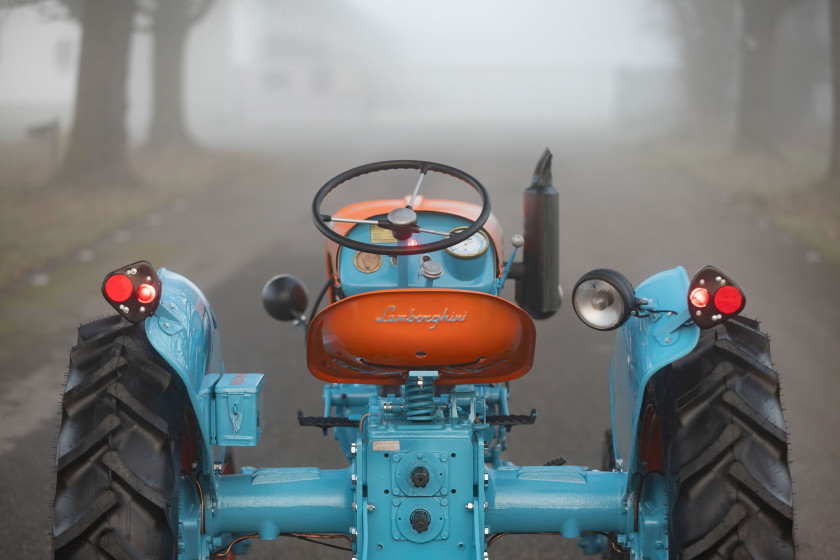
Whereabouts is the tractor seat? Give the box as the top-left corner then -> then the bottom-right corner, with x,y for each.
306,289 -> 536,385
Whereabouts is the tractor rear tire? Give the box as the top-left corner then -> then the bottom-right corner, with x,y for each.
52,315 -> 188,559
652,316 -> 795,559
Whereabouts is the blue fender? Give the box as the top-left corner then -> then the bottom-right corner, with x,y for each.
610,267 -> 700,481
144,268 -> 225,470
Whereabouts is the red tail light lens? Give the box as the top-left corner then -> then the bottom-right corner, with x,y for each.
687,266 -> 746,329
104,274 -> 133,303
689,287 -> 710,308
137,284 -> 157,304
101,261 -> 161,323
713,285 -> 743,314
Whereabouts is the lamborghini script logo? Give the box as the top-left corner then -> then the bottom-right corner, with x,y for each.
376,306 -> 468,330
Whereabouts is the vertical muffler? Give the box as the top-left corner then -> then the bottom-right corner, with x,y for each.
511,148 -> 560,319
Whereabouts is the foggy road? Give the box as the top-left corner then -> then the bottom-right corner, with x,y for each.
0,129 -> 837,558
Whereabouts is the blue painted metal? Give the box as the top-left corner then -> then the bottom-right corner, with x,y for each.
496,242 -> 520,292
175,378 -> 664,560
486,467 -> 628,537
610,266 -> 700,482
213,373 -> 264,447
158,262 -> 683,559
338,214 -> 499,296
209,468 -> 355,538
146,268 -> 224,470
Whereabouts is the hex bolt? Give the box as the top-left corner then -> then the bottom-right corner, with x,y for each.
411,466 -> 430,488
484,501 -> 489,511
352,502 -> 357,512
351,443 -> 357,457
410,509 -> 431,534
367,504 -> 376,512
466,503 -> 474,511
351,474 -> 357,485
484,473 -> 489,485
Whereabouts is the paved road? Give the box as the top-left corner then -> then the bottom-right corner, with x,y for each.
1,125 -> 836,558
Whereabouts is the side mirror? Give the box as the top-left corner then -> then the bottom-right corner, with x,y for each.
262,275 -> 309,321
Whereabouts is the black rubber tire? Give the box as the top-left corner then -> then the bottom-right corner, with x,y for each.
652,316 -> 795,559
52,315 -> 188,559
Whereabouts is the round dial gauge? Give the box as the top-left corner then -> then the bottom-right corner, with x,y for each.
445,227 -> 490,259
354,251 -> 382,273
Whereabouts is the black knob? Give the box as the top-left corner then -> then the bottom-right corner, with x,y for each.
410,509 -> 431,533
411,466 -> 430,488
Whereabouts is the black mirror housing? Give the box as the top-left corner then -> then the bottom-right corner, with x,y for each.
262,275 -> 309,321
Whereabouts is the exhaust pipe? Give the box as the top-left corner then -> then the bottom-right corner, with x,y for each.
510,149 -> 560,319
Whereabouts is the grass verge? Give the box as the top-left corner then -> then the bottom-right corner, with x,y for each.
645,141 -> 840,265
0,144 -> 262,290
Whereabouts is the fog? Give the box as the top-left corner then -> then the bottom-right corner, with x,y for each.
0,0 -> 685,151
0,3 -> 837,559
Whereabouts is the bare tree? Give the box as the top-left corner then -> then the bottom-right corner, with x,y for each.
144,0 -> 215,149
661,0 -> 739,134
55,0 -> 136,186
734,0 -> 790,154
827,0 -> 840,184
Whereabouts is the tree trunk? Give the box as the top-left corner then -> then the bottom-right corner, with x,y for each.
828,0 -> 840,183
146,0 -> 194,149
735,0 -> 784,154
56,0 -> 135,187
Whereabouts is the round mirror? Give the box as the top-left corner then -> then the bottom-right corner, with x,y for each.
262,275 -> 309,321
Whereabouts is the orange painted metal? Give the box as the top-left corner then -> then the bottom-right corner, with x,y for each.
307,289 -> 535,385
323,196 -> 505,282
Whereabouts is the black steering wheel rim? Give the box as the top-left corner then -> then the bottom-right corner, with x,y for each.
312,160 -> 492,256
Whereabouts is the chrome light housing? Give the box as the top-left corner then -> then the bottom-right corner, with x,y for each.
572,269 -> 635,331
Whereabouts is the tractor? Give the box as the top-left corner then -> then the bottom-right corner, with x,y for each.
52,151 -> 795,559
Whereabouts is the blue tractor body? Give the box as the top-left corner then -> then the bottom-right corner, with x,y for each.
54,154 -> 794,560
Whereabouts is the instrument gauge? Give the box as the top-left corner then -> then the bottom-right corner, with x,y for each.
354,251 -> 382,273
445,227 -> 490,259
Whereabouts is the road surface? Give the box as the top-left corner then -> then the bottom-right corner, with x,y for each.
0,125 -> 836,558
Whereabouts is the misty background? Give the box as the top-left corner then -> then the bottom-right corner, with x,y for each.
0,0 -> 829,153
0,0 -> 838,558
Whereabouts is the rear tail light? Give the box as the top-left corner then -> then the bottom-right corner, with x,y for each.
102,261 -> 162,323
688,266 -> 746,328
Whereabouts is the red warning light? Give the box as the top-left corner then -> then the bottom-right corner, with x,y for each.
689,287 -> 710,308
137,283 -> 157,304
408,239 -> 419,247
104,274 -> 133,303
714,285 -> 743,314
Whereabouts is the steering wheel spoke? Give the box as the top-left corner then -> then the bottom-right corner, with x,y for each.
312,160 -> 491,256
415,227 -> 451,237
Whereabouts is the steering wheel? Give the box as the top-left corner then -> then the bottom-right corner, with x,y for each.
312,160 -> 492,256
